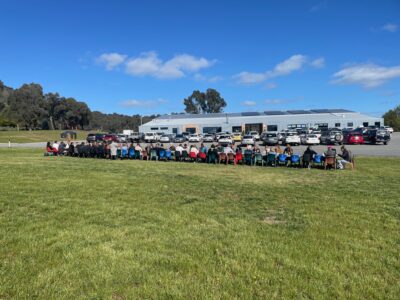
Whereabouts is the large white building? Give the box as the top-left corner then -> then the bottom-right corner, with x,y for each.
139,109 -> 383,134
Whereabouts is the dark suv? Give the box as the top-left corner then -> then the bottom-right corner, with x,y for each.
320,128 -> 343,145
363,129 -> 390,145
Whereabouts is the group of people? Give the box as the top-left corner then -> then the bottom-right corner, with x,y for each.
46,140 -> 353,169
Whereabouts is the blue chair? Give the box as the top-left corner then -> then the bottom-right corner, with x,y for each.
290,154 -> 301,167
313,154 -> 323,167
159,149 -> 166,160
121,148 -> 128,159
165,150 -> 172,160
277,154 -> 288,166
129,148 -> 135,159
244,150 -> 253,165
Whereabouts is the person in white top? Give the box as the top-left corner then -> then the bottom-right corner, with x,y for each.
190,145 -> 199,156
175,144 -> 184,153
134,143 -> 142,152
224,145 -> 234,154
52,141 -> 59,152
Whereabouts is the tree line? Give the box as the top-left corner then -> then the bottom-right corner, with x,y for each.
0,80 -> 228,132
0,80 -> 159,132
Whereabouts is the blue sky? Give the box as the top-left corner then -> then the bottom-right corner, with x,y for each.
1,0 -> 399,117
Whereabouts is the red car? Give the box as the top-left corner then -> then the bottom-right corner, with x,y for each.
345,132 -> 364,144
103,134 -> 118,142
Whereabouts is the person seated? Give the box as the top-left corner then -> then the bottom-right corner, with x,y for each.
58,141 -> 66,155
246,144 -> 253,151
175,144 -> 184,154
274,144 -> 283,154
190,145 -> 199,156
199,143 -> 207,154
46,142 -> 54,154
135,143 -> 143,152
302,146 -> 317,167
52,141 -> 59,154
223,144 -> 234,154
337,145 -> 352,169
68,142 -> 75,156
284,144 -> 293,156
324,146 -> 336,158
169,143 -> 176,151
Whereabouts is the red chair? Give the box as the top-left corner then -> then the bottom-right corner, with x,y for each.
198,152 -> 207,162
189,152 -> 198,161
235,152 -> 243,165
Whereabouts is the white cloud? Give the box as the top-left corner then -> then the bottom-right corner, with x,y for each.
120,98 -> 167,107
310,1 -> 327,12
265,99 -> 289,105
310,57 -> 325,68
332,63 -> 400,88
264,82 -> 278,89
241,101 -> 257,107
234,54 -> 308,84
194,73 -> 223,83
233,71 -> 267,84
382,23 -> 398,33
97,53 -> 127,70
125,52 -> 215,79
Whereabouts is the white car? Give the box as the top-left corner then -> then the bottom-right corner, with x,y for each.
242,135 -> 255,145
311,130 -> 322,139
144,132 -> 159,143
218,135 -> 233,145
301,134 -> 320,145
202,134 -> 214,142
188,134 -> 202,142
159,135 -> 171,143
382,126 -> 394,133
248,131 -> 260,141
284,133 -> 301,145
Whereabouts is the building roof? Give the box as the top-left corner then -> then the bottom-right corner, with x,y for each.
155,109 -> 354,120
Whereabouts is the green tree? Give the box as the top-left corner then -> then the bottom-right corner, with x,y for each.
383,105 -> 400,131
183,88 -> 226,114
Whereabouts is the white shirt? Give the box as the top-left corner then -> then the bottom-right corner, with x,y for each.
190,148 -> 199,155
175,145 -> 183,153
52,143 -> 59,151
135,145 -> 142,151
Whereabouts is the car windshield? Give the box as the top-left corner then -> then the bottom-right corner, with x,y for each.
243,135 -> 253,139
308,135 -> 317,138
266,134 -> 276,137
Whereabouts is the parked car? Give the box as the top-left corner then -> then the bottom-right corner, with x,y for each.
144,132 -> 158,143
182,132 -> 190,141
310,130 -> 322,139
218,135 -> 233,145
117,134 -> 127,143
381,126 -> 394,134
363,129 -> 391,145
128,132 -> 143,142
202,134 -> 215,142
188,134 -> 202,142
301,134 -> 320,145
344,132 -> 364,144
173,134 -> 186,143
261,132 -> 279,145
247,131 -> 260,141
242,135 -> 255,145
320,129 -> 343,145
159,134 -> 171,143
103,134 -> 118,142
86,133 -> 97,142
284,132 -> 301,145
232,132 -> 243,142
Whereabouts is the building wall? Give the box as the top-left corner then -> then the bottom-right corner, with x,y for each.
139,113 -> 383,134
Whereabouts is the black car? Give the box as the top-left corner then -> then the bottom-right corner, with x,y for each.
363,129 -> 390,145
320,128 -> 343,145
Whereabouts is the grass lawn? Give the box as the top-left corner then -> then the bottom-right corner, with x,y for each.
0,130 -> 90,143
0,149 -> 399,299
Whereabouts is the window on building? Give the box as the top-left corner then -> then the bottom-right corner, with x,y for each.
347,122 -> 353,127
363,122 -> 369,127
288,124 -> 306,129
335,123 -> 341,128
185,127 -> 196,134
150,127 -> 159,130
232,126 -> 242,133
375,122 -> 381,127
203,127 -> 222,134
172,128 -> 178,134
160,127 -> 168,130
315,123 -> 328,129
267,125 -> 278,131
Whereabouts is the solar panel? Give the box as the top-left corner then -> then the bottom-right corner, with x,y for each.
287,110 -> 312,114
241,112 -> 261,116
310,109 -> 353,114
264,111 -> 286,115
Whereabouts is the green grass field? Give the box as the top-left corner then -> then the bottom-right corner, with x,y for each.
0,149 -> 399,299
0,130 -> 90,143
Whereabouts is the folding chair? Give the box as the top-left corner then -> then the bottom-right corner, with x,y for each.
253,153 -> 264,166
290,154 -> 301,167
